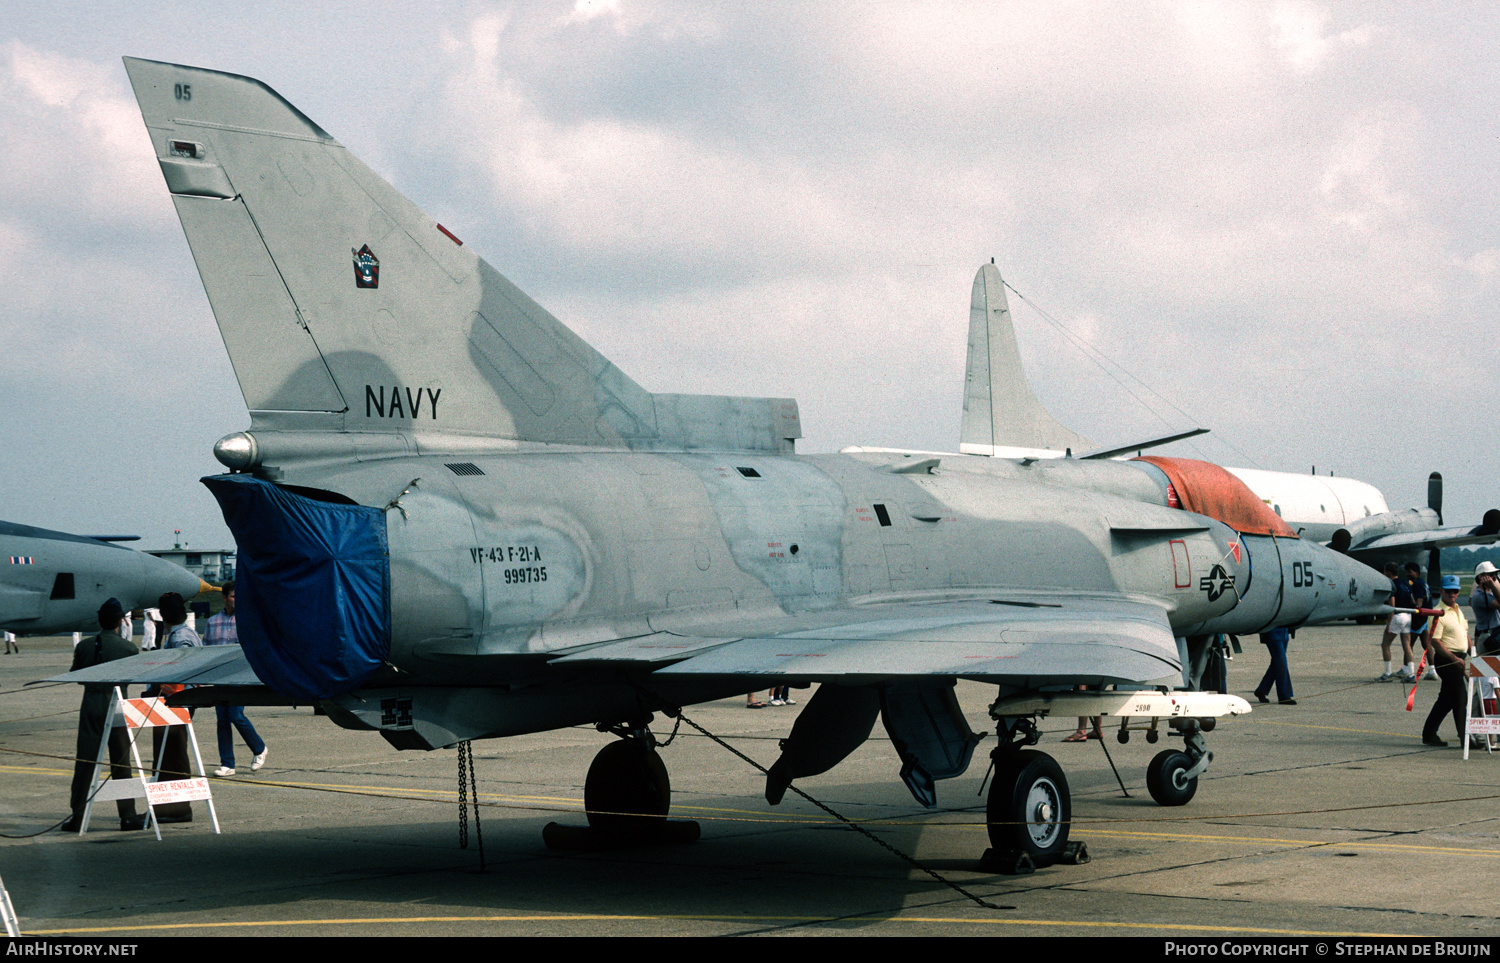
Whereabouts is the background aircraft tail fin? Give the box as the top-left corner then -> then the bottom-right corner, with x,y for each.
959,263 -> 1091,456
124,57 -> 799,453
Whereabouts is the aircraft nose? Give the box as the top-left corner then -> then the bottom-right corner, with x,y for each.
140,554 -> 209,607
1310,549 -> 1391,624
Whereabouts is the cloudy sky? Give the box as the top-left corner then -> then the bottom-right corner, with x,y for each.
2,1 -> 1496,549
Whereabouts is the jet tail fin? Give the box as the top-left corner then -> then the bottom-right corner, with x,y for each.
123,57 -> 800,454
958,264 -> 1091,456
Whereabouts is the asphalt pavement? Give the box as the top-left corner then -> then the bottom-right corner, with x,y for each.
1,623 -> 1497,938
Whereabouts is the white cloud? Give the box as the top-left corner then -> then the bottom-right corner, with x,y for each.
434,14 -> 972,277
1461,248 -> 1500,278
1318,114 -> 1412,230
1270,0 -> 1376,73
0,42 -> 168,227
569,0 -> 624,23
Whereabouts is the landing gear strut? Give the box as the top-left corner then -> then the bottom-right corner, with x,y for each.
980,716 -> 1088,874
543,718 -> 700,850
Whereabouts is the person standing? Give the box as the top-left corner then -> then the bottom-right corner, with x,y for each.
203,582 -> 266,776
1399,562 -> 1440,681
140,607 -> 160,651
1421,575 -> 1471,747
1472,561 -> 1500,656
1392,563 -> 1429,682
62,598 -> 146,832
1378,563 -> 1417,681
150,592 -> 199,823
1253,626 -> 1296,705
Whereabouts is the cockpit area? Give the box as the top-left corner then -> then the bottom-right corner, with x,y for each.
1133,457 -> 1298,538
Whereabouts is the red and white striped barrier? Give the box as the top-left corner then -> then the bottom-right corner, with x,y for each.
113,698 -> 192,729
1465,656 -> 1500,757
1465,655 -> 1500,680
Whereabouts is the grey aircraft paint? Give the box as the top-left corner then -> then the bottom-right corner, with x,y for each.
1,520 -> 204,634
57,59 -> 1395,862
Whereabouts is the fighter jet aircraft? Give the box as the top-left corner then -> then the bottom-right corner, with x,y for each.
1,520 -> 206,635
954,263 -> 1500,579
57,58 -> 1393,869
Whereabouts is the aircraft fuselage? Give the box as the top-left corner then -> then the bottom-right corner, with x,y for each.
207,443 -> 1390,739
0,521 -> 204,635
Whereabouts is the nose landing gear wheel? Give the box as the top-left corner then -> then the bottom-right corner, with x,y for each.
1146,749 -> 1198,806
986,750 -> 1070,867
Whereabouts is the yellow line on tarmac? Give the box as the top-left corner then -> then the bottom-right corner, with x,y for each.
1076,828 -> 1351,846
0,764 -> 66,776
0,766 -> 821,823
175,776 -> 854,824
1250,719 -> 1423,739
1074,828 -> 1500,856
23,914 -> 1416,937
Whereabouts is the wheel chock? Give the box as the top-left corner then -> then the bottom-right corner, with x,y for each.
979,848 -> 1035,875
542,819 -> 701,851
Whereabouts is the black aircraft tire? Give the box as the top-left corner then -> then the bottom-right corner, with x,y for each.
585,739 -> 671,835
986,750 -> 1070,865
1146,749 -> 1198,806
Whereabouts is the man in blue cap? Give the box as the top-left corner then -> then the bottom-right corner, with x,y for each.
1421,574 -> 1472,747
62,598 -> 146,832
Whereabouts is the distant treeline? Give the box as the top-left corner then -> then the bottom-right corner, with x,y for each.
1441,545 -> 1500,571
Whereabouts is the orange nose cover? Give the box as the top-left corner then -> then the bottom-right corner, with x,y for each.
1135,456 -> 1298,538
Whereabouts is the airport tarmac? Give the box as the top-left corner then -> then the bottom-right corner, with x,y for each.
1,623 -> 1497,938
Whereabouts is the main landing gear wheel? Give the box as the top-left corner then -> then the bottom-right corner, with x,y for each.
584,738 -> 670,836
543,735 -> 699,850
986,750 -> 1071,868
1146,749 -> 1198,806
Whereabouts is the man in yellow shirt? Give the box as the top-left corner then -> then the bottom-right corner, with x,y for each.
1422,575 -> 1472,747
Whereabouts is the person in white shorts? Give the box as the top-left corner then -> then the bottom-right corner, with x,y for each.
1378,562 -> 1416,682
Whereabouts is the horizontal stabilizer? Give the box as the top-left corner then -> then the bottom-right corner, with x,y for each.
1333,508 -> 1500,557
1079,428 -> 1209,460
